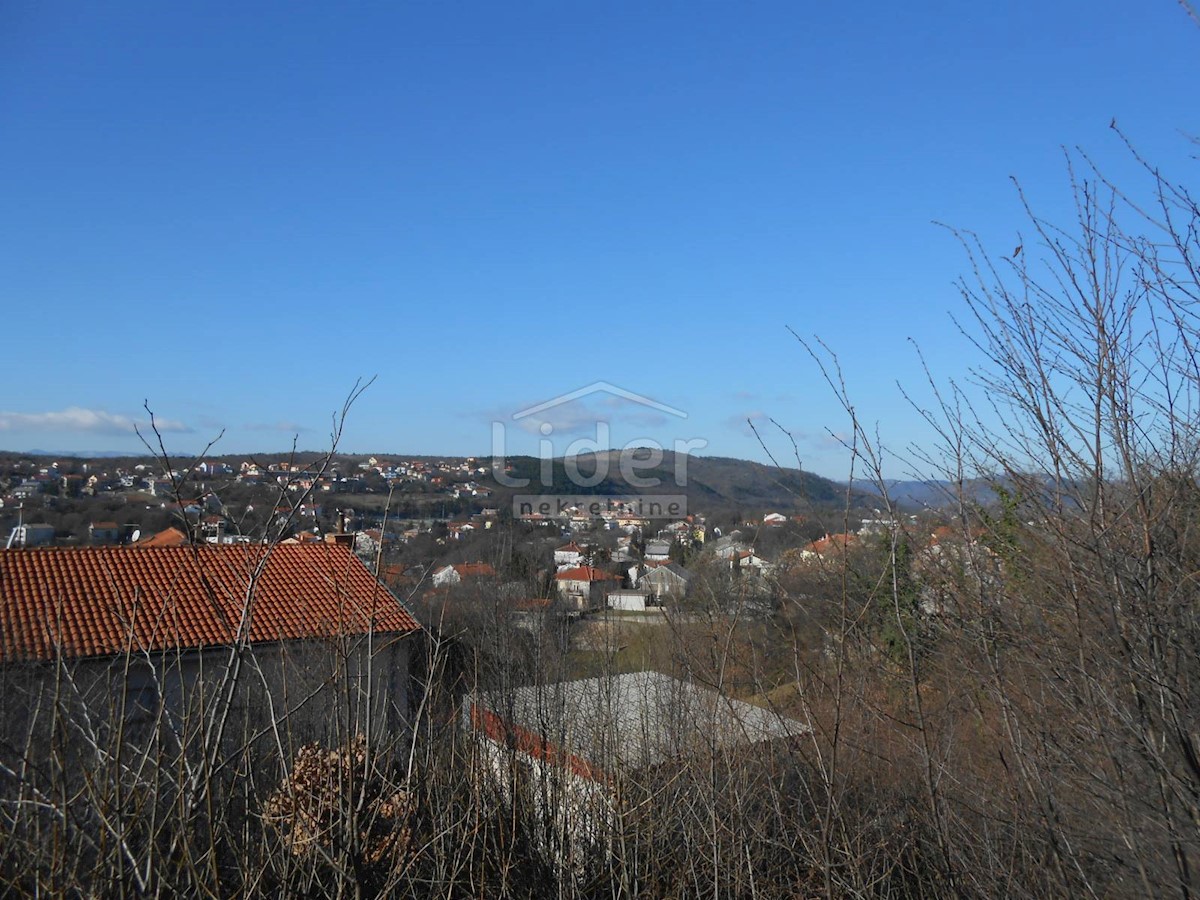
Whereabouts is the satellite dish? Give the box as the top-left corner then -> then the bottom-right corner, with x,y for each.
130,529 -> 142,543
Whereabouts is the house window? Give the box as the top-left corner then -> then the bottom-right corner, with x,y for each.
123,678 -> 160,728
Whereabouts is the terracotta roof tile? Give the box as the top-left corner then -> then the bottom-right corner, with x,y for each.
443,562 -> 496,579
137,527 -> 189,548
805,533 -> 857,555
0,543 -> 420,662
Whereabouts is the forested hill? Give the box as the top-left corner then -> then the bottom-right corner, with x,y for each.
491,451 -> 870,517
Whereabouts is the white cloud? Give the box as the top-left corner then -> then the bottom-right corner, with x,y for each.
511,399 -> 603,436
245,420 -> 309,433
725,410 -> 770,437
0,407 -> 191,435
508,396 -> 676,437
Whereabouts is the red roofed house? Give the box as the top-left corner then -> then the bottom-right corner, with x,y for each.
799,533 -> 857,561
554,566 -> 619,610
136,526 -> 189,548
0,542 -> 422,745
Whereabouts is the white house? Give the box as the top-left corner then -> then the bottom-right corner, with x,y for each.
554,566 -> 618,610
11,482 -> 43,500
709,531 -> 744,554
712,542 -> 750,561
644,539 -> 671,562
732,551 -> 773,574
636,563 -> 691,601
554,542 -> 584,568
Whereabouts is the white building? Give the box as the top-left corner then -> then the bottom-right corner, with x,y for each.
554,566 -> 617,609
636,563 -> 690,601
5,523 -> 56,548
644,539 -> 671,562
607,589 -> 653,612
554,541 -> 584,568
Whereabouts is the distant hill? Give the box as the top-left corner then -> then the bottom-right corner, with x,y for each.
25,449 -> 138,458
850,476 -> 1072,511
850,479 -> 968,510
491,451 -> 872,517
0,442 -> 1068,518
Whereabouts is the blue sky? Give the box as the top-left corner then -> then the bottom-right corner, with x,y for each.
2,1 -> 1197,478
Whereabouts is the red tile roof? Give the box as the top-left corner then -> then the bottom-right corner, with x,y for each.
137,527 -> 189,548
0,543 -> 420,662
805,533 -> 857,555
929,525 -> 956,544
929,524 -> 986,542
452,562 -> 497,578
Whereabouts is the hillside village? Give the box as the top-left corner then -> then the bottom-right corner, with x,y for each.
0,453 -> 494,547
3,440 -> 1193,898
0,450 -> 963,630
